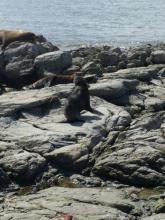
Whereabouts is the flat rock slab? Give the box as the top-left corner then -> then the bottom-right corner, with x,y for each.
0,84 -> 73,116
103,65 -> 165,81
0,186 -> 133,220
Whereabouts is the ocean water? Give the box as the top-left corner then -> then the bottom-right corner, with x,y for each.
0,0 -> 165,48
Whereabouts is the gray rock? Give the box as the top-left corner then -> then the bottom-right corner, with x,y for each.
127,59 -> 144,68
34,50 -> 72,77
72,56 -> 85,67
104,65 -> 117,73
4,59 -> 35,88
45,143 -> 89,171
142,214 -> 165,220
97,52 -> 119,67
0,186 -> 133,220
103,65 -> 165,81
89,79 -> 139,102
81,61 -> 103,76
118,61 -> 127,69
93,111 -> 165,187
0,168 -> 11,187
154,199 -> 165,213
2,41 -> 56,88
151,50 -> 165,64
0,150 -> 46,184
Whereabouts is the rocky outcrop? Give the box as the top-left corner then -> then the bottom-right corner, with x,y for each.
0,41 -> 165,219
2,41 -> 57,88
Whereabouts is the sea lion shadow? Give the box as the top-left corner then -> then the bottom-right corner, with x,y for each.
69,114 -> 101,127
82,114 -> 101,121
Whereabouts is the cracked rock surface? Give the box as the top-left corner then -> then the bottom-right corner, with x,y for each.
0,42 -> 165,219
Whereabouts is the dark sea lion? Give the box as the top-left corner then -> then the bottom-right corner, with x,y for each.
23,73 -> 76,90
0,30 -> 40,50
64,76 -> 94,122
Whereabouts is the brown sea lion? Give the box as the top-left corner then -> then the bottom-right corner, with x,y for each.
64,76 -> 94,122
0,30 -> 40,50
23,73 -> 76,90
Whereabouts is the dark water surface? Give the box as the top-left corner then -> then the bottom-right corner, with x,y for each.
0,0 -> 165,47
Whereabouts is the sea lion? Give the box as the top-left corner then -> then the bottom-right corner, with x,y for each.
0,30 -> 39,50
23,73 -> 76,90
64,76 -> 94,122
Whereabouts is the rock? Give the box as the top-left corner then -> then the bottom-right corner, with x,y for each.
158,67 -> 165,78
127,63 -> 137,68
103,65 -> 165,81
0,86 -> 61,116
0,85 -> 116,183
45,143 -> 89,171
4,42 -> 55,64
0,168 -> 11,187
112,47 -> 122,55
81,61 -> 103,76
89,79 -> 139,103
97,52 -> 119,67
2,41 -> 57,88
118,61 -> 127,69
0,150 -> 46,184
104,65 -> 117,73
0,43 -> 165,220
70,174 -> 102,187
120,53 -> 128,61
151,50 -> 165,64
142,214 -> 165,220
4,59 -> 35,88
127,51 -> 148,63
34,50 -> 72,78
0,52 -> 4,73
72,57 -> 85,67
93,111 -> 165,187
0,186 -> 133,220
127,59 -> 144,68
154,199 -> 165,213
144,97 -> 165,111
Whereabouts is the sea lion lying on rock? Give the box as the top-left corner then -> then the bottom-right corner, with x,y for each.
64,76 -> 94,122
23,73 -> 76,90
0,30 -> 40,50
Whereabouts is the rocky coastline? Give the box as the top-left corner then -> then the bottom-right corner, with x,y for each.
0,35 -> 165,219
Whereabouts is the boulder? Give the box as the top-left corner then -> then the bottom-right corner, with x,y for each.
0,150 -> 46,184
104,65 -> 117,73
89,79 -> 139,102
151,50 -> 165,64
2,41 -> 57,88
97,52 -> 119,67
34,50 -> 72,78
4,59 -> 35,88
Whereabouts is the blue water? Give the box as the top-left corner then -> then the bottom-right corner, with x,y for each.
0,0 -> 165,47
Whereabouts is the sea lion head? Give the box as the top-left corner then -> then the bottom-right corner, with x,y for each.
74,76 -> 89,88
